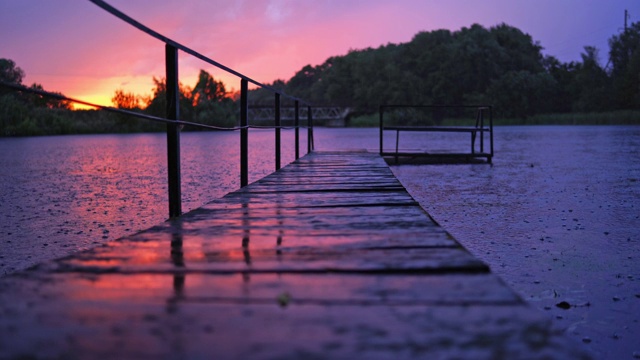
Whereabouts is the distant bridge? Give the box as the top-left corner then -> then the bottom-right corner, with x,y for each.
248,106 -> 350,127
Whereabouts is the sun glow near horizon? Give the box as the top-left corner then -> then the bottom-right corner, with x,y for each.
2,0 -> 636,111
60,70 -> 243,110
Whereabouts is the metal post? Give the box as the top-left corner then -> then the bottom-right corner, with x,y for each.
294,101 -> 300,160
275,93 -> 281,170
165,44 -> 181,218
307,106 -> 313,153
479,108 -> 485,153
379,106 -> 384,155
489,105 -> 494,163
240,79 -> 248,187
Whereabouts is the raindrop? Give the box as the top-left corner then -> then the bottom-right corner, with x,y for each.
556,301 -> 571,310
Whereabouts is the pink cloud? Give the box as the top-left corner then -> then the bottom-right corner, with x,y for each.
2,0 -> 635,106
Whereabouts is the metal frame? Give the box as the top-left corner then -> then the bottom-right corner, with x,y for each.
90,0 -> 316,216
379,105 -> 494,163
1,0 -> 316,220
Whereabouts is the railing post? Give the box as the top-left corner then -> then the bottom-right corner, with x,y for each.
479,107 -> 485,153
294,101 -> 300,160
379,106 -> 384,155
165,44 -> 181,218
307,106 -> 313,153
240,79 -> 248,187
489,105 -> 494,162
275,93 -> 281,170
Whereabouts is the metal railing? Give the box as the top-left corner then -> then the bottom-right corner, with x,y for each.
1,0 -> 316,219
379,104 -> 493,163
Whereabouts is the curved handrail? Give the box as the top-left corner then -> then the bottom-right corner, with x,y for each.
88,0 -> 308,106
0,81 -> 242,131
0,81 -> 312,133
1,0 -> 317,219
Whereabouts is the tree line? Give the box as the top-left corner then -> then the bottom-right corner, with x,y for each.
1,21 -> 639,136
0,63 -> 237,136
257,22 -> 640,120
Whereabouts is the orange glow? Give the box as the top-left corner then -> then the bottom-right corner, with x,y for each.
62,75 -> 156,110
60,71 -> 239,110
72,94 -> 111,110
2,0 -> 623,112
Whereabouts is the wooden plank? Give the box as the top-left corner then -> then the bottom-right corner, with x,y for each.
217,191 -> 418,208
0,272 -> 588,359
244,185 -> 405,193
248,155 -> 406,191
0,272 -> 521,305
49,247 -> 487,274
122,225 -> 454,250
0,151 -> 586,359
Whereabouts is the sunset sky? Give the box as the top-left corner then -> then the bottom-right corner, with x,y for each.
1,0 -> 638,108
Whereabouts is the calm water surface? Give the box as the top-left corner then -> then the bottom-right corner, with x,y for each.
1,126 -> 639,358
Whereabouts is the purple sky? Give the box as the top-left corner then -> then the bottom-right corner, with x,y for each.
1,0 -> 638,107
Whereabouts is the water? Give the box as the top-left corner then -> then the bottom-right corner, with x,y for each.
389,126 -> 640,359
0,129 -> 306,274
1,126 -> 639,358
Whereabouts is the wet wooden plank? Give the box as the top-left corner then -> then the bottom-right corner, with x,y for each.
104,225 -> 454,250
179,205 -> 443,232
219,191 -> 418,208
0,272 -> 587,360
0,272 -> 521,307
240,153 -> 407,192
0,151 -> 589,359
49,246 -> 488,274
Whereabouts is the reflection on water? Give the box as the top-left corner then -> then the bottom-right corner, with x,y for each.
1,126 -> 639,358
0,130 -> 304,275
169,221 -> 185,314
242,202 -> 251,266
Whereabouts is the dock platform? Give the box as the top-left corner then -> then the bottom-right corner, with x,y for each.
0,152 -> 588,359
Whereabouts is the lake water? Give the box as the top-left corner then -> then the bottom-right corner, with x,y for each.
0,129 -> 307,274
389,126 -> 640,359
1,126 -> 639,359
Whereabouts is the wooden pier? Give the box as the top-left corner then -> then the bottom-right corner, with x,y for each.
0,152 -> 588,359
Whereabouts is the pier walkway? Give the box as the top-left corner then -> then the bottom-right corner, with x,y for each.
0,152 -> 588,359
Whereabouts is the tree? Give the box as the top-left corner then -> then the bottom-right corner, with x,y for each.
1,59 -> 77,135
490,24 -> 544,74
110,89 -> 148,130
249,79 -> 286,105
0,58 -> 26,98
609,22 -> 640,78
608,22 -> 640,109
190,70 -> 235,128
569,46 -> 612,112
542,55 -> 577,113
111,89 -> 145,110
144,77 -> 194,121
192,70 -> 228,105
0,58 -> 25,85
24,83 -> 71,109
487,70 -> 558,118
286,64 -> 326,103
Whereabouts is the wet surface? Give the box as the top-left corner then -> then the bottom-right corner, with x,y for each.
390,126 -> 640,359
1,126 -> 637,358
0,152 -> 588,359
0,130 -> 304,275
